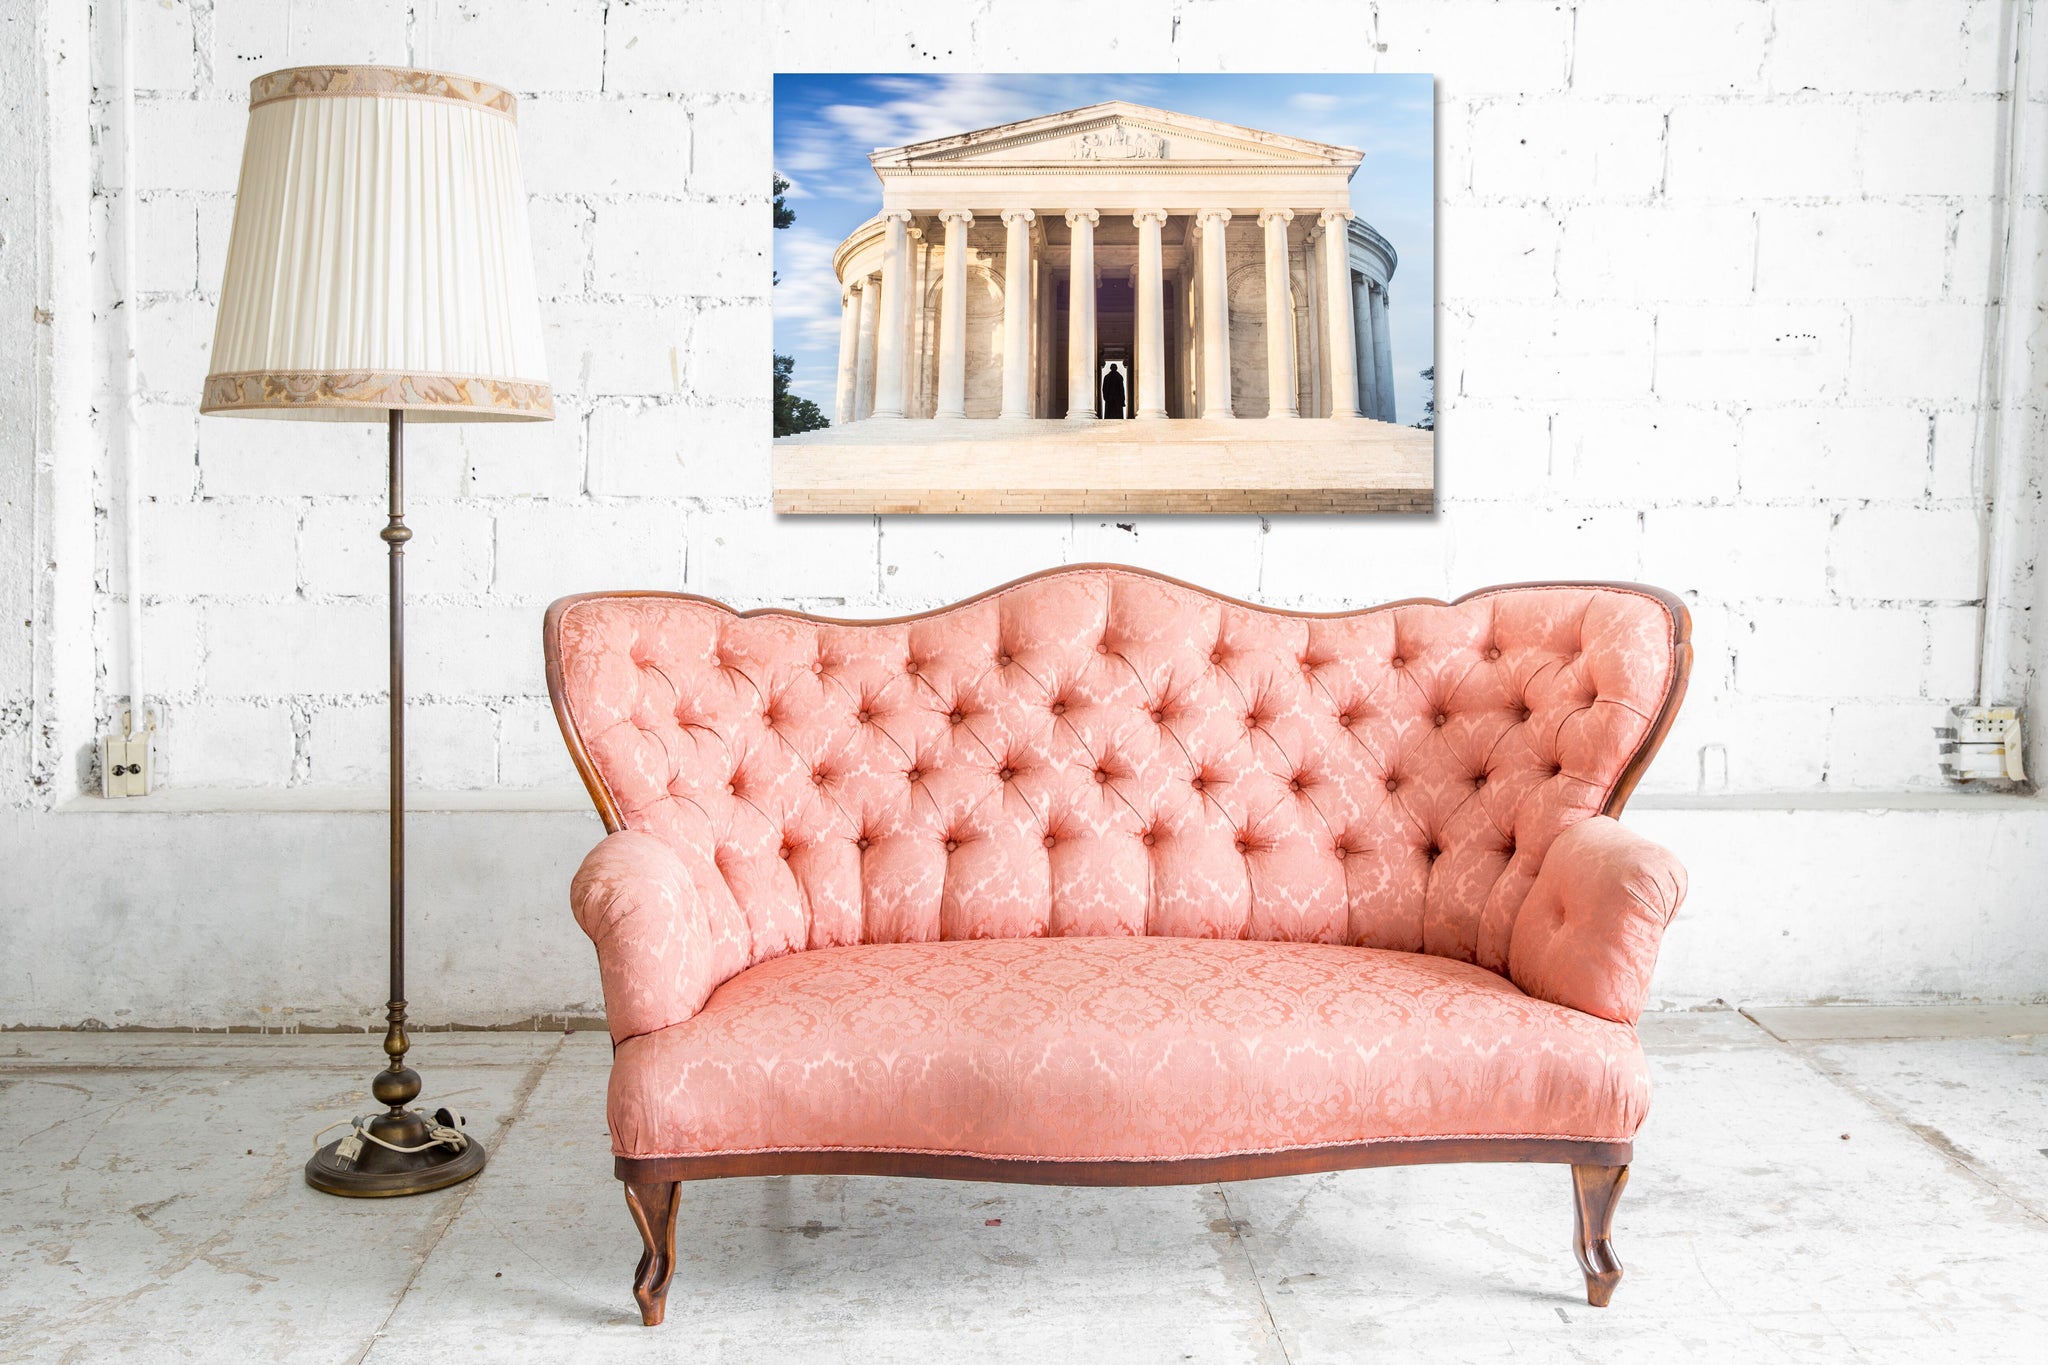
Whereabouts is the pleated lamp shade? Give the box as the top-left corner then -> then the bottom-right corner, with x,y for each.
201,67 -> 552,422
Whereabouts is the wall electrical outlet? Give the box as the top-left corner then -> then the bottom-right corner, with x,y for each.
1935,706 -> 2026,785
99,712 -> 154,798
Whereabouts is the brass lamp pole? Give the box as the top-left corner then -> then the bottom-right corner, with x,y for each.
199,66 -> 554,1196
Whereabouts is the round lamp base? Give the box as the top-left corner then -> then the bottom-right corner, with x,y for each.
304,1108 -> 487,1198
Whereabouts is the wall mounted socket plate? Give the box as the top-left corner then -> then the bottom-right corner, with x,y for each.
98,713 -> 153,797
1935,705 -> 2026,785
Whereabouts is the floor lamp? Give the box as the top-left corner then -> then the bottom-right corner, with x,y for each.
200,67 -> 553,1196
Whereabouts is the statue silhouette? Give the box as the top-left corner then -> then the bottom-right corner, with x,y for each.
1101,365 -> 1126,420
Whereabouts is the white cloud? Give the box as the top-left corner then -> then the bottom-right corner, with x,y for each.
1290,91 -> 1345,112
774,227 -> 852,351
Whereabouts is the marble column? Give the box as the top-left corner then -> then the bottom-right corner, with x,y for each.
1196,209 -> 1233,418
1318,211 -> 1358,419
1351,274 -> 1375,419
1302,231 -> 1323,418
1370,283 -> 1396,423
1134,210 -> 1168,419
1259,210 -> 1298,418
870,211 -> 911,418
935,210 -> 973,420
853,274 -> 880,420
833,283 -> 861,425
999,209 -> 1035,419
1064,210 -> 1099,420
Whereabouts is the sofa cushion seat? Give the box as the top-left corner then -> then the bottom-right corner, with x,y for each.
607,936 -> 1651,1163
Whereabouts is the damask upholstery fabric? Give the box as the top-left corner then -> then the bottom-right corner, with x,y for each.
607,937 -> 1651,1161
548,568 -> 1688,1162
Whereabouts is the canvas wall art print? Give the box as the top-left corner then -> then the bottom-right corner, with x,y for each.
772,73 -> 1436,514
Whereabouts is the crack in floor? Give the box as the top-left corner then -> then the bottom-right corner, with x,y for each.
344,1034 -> 567,1365
1215,1184 -> 1295,1365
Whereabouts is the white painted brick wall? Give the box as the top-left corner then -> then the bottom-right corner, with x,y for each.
81,0 -> 2024,800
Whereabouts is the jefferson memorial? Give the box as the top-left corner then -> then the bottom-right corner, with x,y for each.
774,102 -> 1433,514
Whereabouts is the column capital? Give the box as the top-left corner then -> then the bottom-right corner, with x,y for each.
1318,208 -> 1354,230
1064,208 -> 1100,228
881,209 -> 914,225
845,277 -> 864,295
1000,208 -> 1036,226
1196,208 -> 1233,225
1258,209 -> 1295,226
936,208 -> 974,225
1132,209 -> 1169,227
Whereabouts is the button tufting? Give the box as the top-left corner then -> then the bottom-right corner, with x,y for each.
1391,656 -> 1405,668
1209,650 -> 1223,664
809,661 -> 823,674
1473,774 -> 1487,788
1096,641 -> 1109,654
812,770 -> 826,786
1334,846 -> 1349,861
1141,831 -> 1156,847
997,653 -> 1013,666
904,660 -> 919,675
726,781 -> 737,795
858,709 -> 873,723
944,839 -> 958,853
1385,777 -> 1399,792
1288,777 -> 1304,792
1433,712 -> 1447,726
949,710 -> 964,725
856,837 -> 871,852
1235,837 -> 1250,854
906,768 -> 923,783
1094,768 -> 1109,784
1337,712 -> 1353,726
778,845 -> 792,860
1043,834 -> 1057,848
999,766 -> 1015,781
1190,775 -> 1206,792
1244,713 -> 1258,729
1149,708 -> 1165,723
1051,701 -> 1067,715
1425,845 -> 1441,859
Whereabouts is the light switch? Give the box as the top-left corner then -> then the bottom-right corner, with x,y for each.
99,714 -> 154,798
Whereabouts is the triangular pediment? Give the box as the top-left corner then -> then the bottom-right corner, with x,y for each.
870,102 -> 1362,172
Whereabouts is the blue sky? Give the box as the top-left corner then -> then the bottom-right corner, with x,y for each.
773,73 -> 1436,423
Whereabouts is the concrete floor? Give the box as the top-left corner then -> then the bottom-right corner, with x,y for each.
2,1008 -> 2044,1363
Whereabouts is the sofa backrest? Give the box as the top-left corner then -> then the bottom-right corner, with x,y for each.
545,566 -> 1689,978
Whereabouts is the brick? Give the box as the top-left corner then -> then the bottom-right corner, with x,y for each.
134,402 -> 201,502
142,501 -> 297,598
90,0 -> 195,94
588,401 -> 769,499
1925,604 -> 1982,699
687,98 -> 771,200
195,193 -> 235,296
545,299 -> 691,399
1437,204 -> 1558,302
491,502 -> 684,601
448,398 -> 587,499
1430,402 -> 1553,503
1845,302 -> 1987,402
1654,304 -> 1850,403
1665,102 -> 1861,199
199,414 -> 383,497
1766,0 -> 2001,95
299,502 -> 494,599
206,601 -> 386,696
1556,204 -> 1756,302
411,604 -> 549,697
687,301 -> 773,403
1754,203 -> 1951,301
136,294 -> 217,400
1737,604 -> 1925,698
593,198 -> 769,299
1066,518 -> 1263,596
1372,2 -> 1575,96
1572,0 -> 1770,96
211,0 -> 410,75
685,508 -> 877,604
1859,99 -> 2006,197
1738,406 -> 1931,502
1450,303 -> 1656,402
95,599 -> 206,702
522,98 -> 690,197
1653,693 -> 1830,792
1642,506 -> 1832,600
421,0 -> 608,92
1831,507 -> 1983,602
1551,404 -> 1742,503
1445,505 -> 1641,588
306,700 -> 500,788
1826,701 -> 1950,789
1250,516 -> 1450,608
1928,408 -> 1980,499
606,0 -> 766,96
879,518 -> 1072,603
161,700 -> 295,787
135,194 -> 198,294
1465,100 -> 1666,202
527,197 -> 593,299
497,699 -> 582,790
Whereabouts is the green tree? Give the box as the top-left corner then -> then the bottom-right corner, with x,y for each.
771,172 -> 828,434
1413,366 -> 1435,431
775,353 -> 828,436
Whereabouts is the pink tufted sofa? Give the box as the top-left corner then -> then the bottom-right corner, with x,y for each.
544,565 -> 1692,1325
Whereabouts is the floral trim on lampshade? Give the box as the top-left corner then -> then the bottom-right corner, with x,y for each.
249,66 -> 518,121
200,370 -> 554,419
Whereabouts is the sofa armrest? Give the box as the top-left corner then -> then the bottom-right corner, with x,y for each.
571,830 -> 751,1045
1506,816 -> 1688,1026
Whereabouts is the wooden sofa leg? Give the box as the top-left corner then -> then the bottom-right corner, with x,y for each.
1569,1163 -> 1628,1307
623,1179 -> 680,1326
